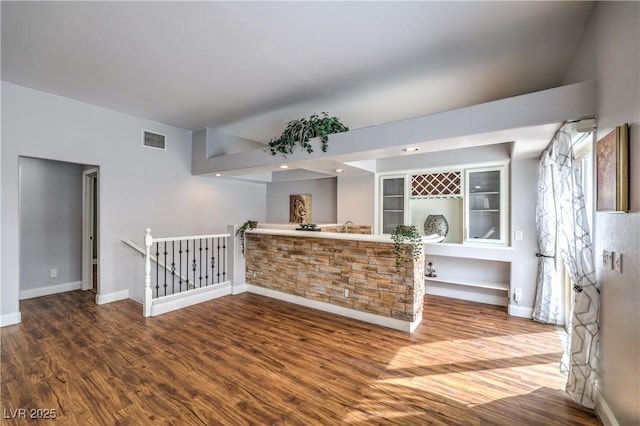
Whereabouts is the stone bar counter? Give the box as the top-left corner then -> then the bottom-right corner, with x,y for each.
244,228 -> 443,332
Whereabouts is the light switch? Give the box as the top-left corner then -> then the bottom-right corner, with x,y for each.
613,252 -> 623,273
514,231 -> 523,241
602,251 -> 612,269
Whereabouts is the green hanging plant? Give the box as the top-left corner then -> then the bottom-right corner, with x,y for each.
391,225 -> 423,273
267,112 -> 349,156
235,220 -> 258,256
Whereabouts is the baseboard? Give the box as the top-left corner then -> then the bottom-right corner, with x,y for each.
596,385 -> 620,426
409,312 -> 423,333
508,304 -> 534,319
231,283 -> 247,295
0,311 -> 22,327
96,289 -> 130,305
246,284 -> 420,333
19,281 -> 81,300
150,283 -> 231,316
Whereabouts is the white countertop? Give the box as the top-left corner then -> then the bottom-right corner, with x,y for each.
256,223 -> 342,230
247,228 -> 445,244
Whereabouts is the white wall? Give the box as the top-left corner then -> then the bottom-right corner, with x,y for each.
337,174 -> 375,226
1,82 -> 267,322
266,177 -> 336,224
19,157 -> 84,292
563,2 -> 640,424
509,158 -> 540,314
376,143 -> 511,173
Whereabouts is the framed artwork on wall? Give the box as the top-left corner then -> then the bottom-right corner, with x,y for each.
289,194 -> 312,223
596,123 -> 629,212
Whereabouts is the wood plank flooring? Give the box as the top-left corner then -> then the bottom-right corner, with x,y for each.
1,291 -> 600,425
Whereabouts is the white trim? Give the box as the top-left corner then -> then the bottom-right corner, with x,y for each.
232,283 -> 247,295
508,304 -> 534,319
150,282 -> 231,316
0,311 -> 22,327
246,284 -> 420,333
152,233 -> 230,243
19,281 -> 82,300
409,312 -> 423,333
596,385 -> 620,426
96,289 -> 129,305
82,168 -> 99,292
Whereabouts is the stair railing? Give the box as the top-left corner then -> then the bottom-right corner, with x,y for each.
142,228 -> 230,317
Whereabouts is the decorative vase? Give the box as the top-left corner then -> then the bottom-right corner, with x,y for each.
424,214 -> 448,238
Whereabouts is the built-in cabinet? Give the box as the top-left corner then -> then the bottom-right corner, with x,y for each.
381,176 -> 407,234
376,162 -> 511,308
378,164 -> 508,243
465,165 -> 508,245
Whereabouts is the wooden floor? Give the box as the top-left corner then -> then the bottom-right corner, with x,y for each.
1,291 -> 600,425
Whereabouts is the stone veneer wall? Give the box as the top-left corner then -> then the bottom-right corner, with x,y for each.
245,233 -> 425,322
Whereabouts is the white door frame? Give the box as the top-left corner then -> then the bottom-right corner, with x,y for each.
82,168 -> 99,292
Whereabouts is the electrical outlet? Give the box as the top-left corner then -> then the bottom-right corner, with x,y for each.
514,288 -> 522,303
602,251 -> 612,269
253,271 -> 257,278
344,288 -> 349,298
613,252 -> 623,273
49,268 -> 58,278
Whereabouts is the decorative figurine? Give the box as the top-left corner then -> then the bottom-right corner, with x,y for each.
426,261 -> 436,277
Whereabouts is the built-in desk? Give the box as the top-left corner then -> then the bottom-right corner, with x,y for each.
244,228 -> 442,332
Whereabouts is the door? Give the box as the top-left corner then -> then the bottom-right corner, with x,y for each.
82,168 -> 99,293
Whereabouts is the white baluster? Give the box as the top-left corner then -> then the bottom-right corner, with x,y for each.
144,228 -> 153,317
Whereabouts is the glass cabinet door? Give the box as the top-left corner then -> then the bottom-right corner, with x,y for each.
381,176 -> 405,234
465,166 -> 507,244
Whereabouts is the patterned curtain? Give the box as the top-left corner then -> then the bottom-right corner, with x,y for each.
533,144 -> 561,324
535,123 -> 599,408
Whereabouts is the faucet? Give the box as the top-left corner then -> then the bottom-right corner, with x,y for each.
343,220 -> 353,233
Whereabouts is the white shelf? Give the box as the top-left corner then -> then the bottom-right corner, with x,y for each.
383,194 -> 404,198
425,276 -> 508,292
424,243 -> 513,261
383,209 -> 404,213
470,209 -> 499,212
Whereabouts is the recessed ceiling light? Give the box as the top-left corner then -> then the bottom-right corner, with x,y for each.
214,173 -> 222,177
335,169 -> 345,173
279,165 -> 290,169
402,147 -> 420,152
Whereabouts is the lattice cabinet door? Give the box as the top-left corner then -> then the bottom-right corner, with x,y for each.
411,171 -> 462,198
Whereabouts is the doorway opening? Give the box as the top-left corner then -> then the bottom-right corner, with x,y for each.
558,131 -> 594,327
18,158 -> 99,301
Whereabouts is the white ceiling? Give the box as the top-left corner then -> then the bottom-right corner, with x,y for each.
2,1 -> 593,146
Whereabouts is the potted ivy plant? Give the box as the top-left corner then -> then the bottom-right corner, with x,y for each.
267,112 -> 349,156
235,220 -> 258,256
391,224 -> 423,272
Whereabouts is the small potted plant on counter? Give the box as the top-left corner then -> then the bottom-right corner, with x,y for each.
297,223 -> 320,231
391,224 -> 423,272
